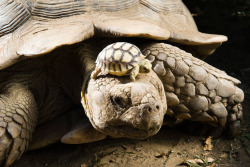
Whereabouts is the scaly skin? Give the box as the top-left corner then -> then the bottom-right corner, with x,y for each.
0,84 -> 37,166
141,43 -> 244,137
0,39 -> 245,166
82,71 -> 167,139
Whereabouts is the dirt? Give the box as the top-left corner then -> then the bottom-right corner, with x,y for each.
11,99 -> 250,167
11,1 -> 250,167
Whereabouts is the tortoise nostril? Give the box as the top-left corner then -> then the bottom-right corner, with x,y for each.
142,104 -> 152,112
143,104 -> 161,112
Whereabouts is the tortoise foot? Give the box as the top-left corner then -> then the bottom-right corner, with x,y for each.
0,83 -> 38,167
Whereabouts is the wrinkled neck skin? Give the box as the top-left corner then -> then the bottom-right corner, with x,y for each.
78,43 -> 97,93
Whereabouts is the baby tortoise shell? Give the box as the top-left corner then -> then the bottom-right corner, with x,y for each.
91,42 -> 152,81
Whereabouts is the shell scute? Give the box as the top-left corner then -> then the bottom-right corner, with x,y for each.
121,52 -> 133,64
113,50 -> 123,61
105,49 -> 114,61
129,47 -> 139,56
113,42 -> 124,49
96,42 -> 143,74
122,43 -> 132,51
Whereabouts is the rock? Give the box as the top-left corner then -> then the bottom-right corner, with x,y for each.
209,102 -> 228,118
164,57 -> 175,69
165,92 -> 180,106
196,84 -> 208,96
189,96 -> 208,111
189,65 -> 208,82
181,83 -> 195,97
216,79 -> 236,97
175,76 -> 185,87
205,74 -> 219,90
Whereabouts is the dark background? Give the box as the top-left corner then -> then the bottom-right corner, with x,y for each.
183,0 -> 250,95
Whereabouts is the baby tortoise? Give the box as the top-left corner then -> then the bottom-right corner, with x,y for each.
91,42 -> 152,81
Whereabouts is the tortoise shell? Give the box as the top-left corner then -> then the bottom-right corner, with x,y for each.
96,42 -> 144,75
0,0 -> 227,70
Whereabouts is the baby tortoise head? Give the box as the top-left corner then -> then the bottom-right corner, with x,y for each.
91,42 -> 152,81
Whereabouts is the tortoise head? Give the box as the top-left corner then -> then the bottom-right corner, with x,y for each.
81,71 -> 166,139
139,58 -> 152,73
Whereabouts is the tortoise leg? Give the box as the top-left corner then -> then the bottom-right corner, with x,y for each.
141,43 -> 244,137
91,66 -> 102,79
0,83 -> 38,166
130,65 -> 140,81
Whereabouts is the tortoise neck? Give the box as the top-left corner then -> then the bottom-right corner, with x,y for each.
77,42 -> 98,96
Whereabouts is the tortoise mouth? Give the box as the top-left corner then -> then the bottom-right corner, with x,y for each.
101,124 -> 161,139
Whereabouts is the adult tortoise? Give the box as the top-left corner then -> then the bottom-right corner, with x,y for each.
0,0 -> 244,166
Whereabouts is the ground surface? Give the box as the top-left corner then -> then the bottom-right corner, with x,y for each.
11,1 -> 250,167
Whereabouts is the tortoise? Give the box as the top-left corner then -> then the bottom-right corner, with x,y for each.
91,42 -> 152,81
0,0 -> 244,166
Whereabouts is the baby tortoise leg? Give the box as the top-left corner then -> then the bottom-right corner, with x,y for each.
0,83 -> 38,167
91,66 -> 102,79
130,64 -> 140,81
142,43 -> 244,137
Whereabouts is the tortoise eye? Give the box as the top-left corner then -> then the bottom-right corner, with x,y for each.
111,96 -> 127,108
141,66 -> 149,72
